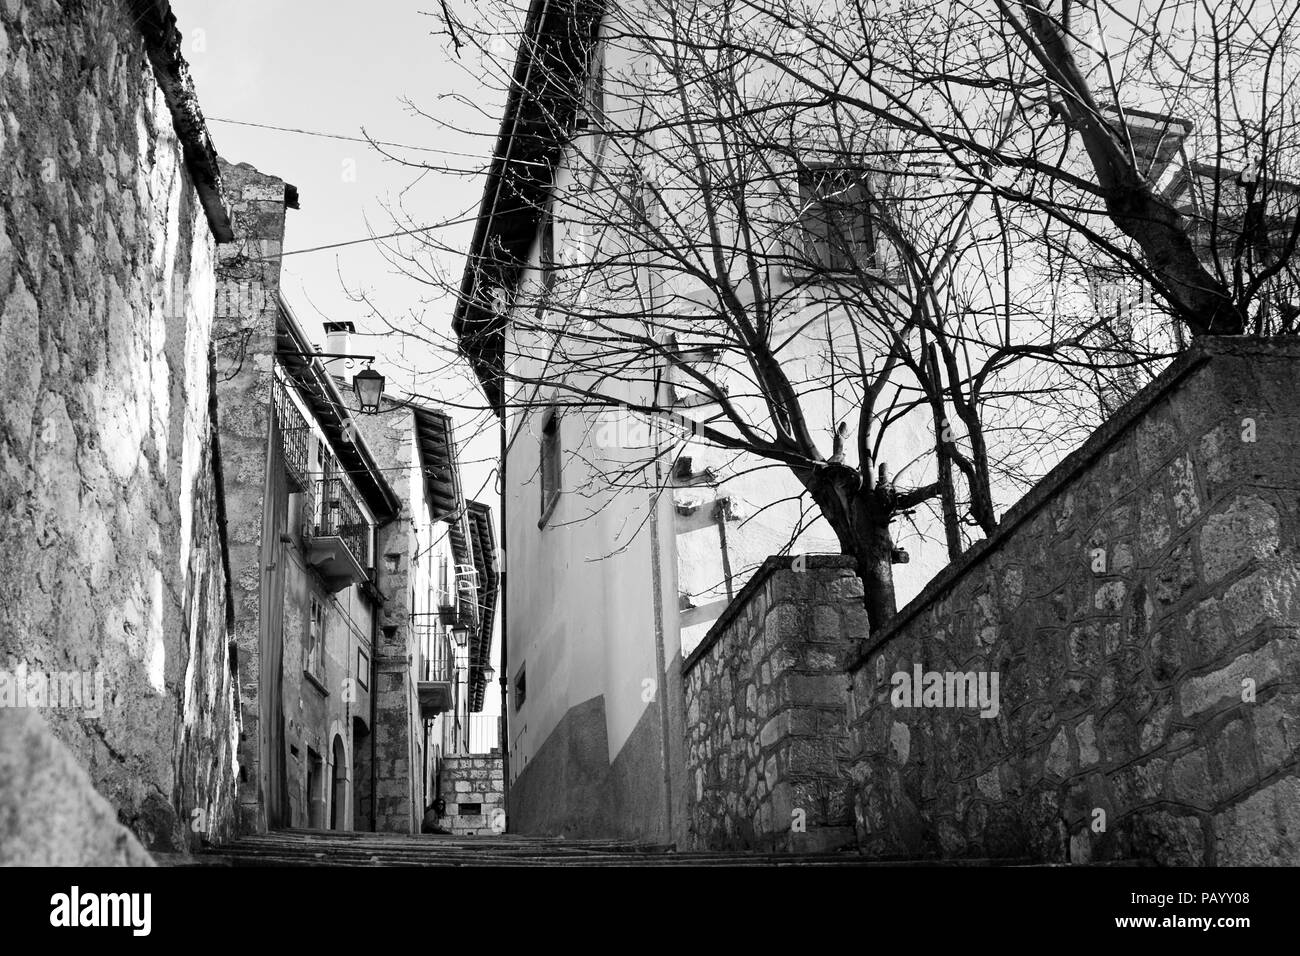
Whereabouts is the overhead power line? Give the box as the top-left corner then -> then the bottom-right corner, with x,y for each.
208,116 -> 487,161
268,223 -> 452,259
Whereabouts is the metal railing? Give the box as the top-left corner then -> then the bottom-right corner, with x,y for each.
419,627 -> 455,684
465,713 -> 500,754
272,378 -> 311,492
313,477 -> 370,568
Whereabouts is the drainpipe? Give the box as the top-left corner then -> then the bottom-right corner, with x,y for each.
649,369 -> 675,843
498,408 -> 510,828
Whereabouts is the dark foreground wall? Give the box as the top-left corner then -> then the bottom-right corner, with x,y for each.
848,338 -> 1300,864
508,694 -> 671,840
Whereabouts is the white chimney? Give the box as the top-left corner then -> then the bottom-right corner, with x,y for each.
323,320 -> 355,357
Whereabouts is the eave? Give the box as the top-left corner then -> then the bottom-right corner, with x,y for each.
413,407 -> 465,523
274,297 -> 401,523
452,0 -> 604,413
127,1 -> 233,242
465,500 -> 499,712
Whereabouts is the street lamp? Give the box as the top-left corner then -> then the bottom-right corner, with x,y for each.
482,663 -> 495,684
451,624 -> 471,648
353,366 -> 385,414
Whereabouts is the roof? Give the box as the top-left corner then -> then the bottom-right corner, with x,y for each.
413,407 -> 465,523
452,0 -> 604,412
1100,106 -> 1193,180
274,297 -> 401,522
413,406 -> 474,598
1181,160 -> 1300,195
465,501 -> 499,712
128,1 -> 233,241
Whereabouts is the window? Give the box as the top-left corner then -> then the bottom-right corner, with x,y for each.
796,165 -> 878,273
458,803 -> 482,816
539,411 -> 561,523
541,212 -> 555,271
514,665 -> 527,711
573,40 -> 605,135
437,552 -> 452,606
356,648 -> 369,691
305,595 -> 325,683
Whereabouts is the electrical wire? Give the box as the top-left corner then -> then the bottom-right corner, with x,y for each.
258,218 -> 478,259
207,117 -> 490,161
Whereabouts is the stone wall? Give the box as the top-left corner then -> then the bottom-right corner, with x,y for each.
437,754 -> 505,835
214,158 -> 292,832
681,555 -> 863,852
847,338 -> 1300,865
0,709 -> 154,866
353,407 -> 421,833
0,0 -> 239,851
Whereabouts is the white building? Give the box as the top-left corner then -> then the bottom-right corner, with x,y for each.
452,0 -> 1194,841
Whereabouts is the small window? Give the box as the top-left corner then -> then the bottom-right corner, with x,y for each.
539,411 -> 561,522
574,41 -> 605,135
514,665 -> 527,711
437,552 -> 454,608
458,803 -> 482,816
356,648 -> 369,691
796,165 -> 878,273
306,595 -> 325,682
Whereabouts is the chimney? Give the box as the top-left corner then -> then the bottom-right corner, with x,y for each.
323,320 -> 355,357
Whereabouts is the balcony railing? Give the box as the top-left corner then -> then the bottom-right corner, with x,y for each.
417,627 -> 455,717
420,628 -> 455,684
315,477 -> 369,567
304,477 -> 372,592
443,713 -> 500,755
272,377 -> 311,492
465,713 -> 501,754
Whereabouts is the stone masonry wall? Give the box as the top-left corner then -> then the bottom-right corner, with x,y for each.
681,555 -> 863,852
848,338 -> 1300,865
0,0 -> 239,851
0,709 -> 155,866
214,158 -> 290,832
353,407 -> 420,833
437,755 -> 505,835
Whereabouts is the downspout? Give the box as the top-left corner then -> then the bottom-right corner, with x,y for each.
649,361 -> 675,842
368,566 -> 379,832
498,413 -> 510,828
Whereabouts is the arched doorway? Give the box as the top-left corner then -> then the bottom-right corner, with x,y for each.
352,716 -> 372,830
330,735 -> 349,830
306,748 -> 324,829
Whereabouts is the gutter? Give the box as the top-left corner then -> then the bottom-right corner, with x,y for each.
498,416 -> 510,827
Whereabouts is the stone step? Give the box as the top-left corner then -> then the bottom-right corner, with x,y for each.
185,828 -> 1046,867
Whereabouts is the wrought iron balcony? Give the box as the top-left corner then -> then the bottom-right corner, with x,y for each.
272,377 -> 311,492
304,477 -> 372,592
417,628 -> 455,717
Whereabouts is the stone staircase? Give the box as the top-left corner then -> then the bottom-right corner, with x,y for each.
182,828 -> 1024,867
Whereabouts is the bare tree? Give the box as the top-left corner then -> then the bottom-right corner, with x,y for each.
375,0 -> 1297,627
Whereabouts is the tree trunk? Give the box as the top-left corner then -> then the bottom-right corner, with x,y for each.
964,416 -> 999,537
801,462 -> 899,631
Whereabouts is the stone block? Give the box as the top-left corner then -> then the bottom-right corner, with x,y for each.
1167,750 -> 1213,808
1200,495 -> 1280,583
1214,776 -> 1300,865
1179,640 -> 1287,717
0,710 -> 154,866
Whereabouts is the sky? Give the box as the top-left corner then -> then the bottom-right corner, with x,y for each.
172,0 -> 510,711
